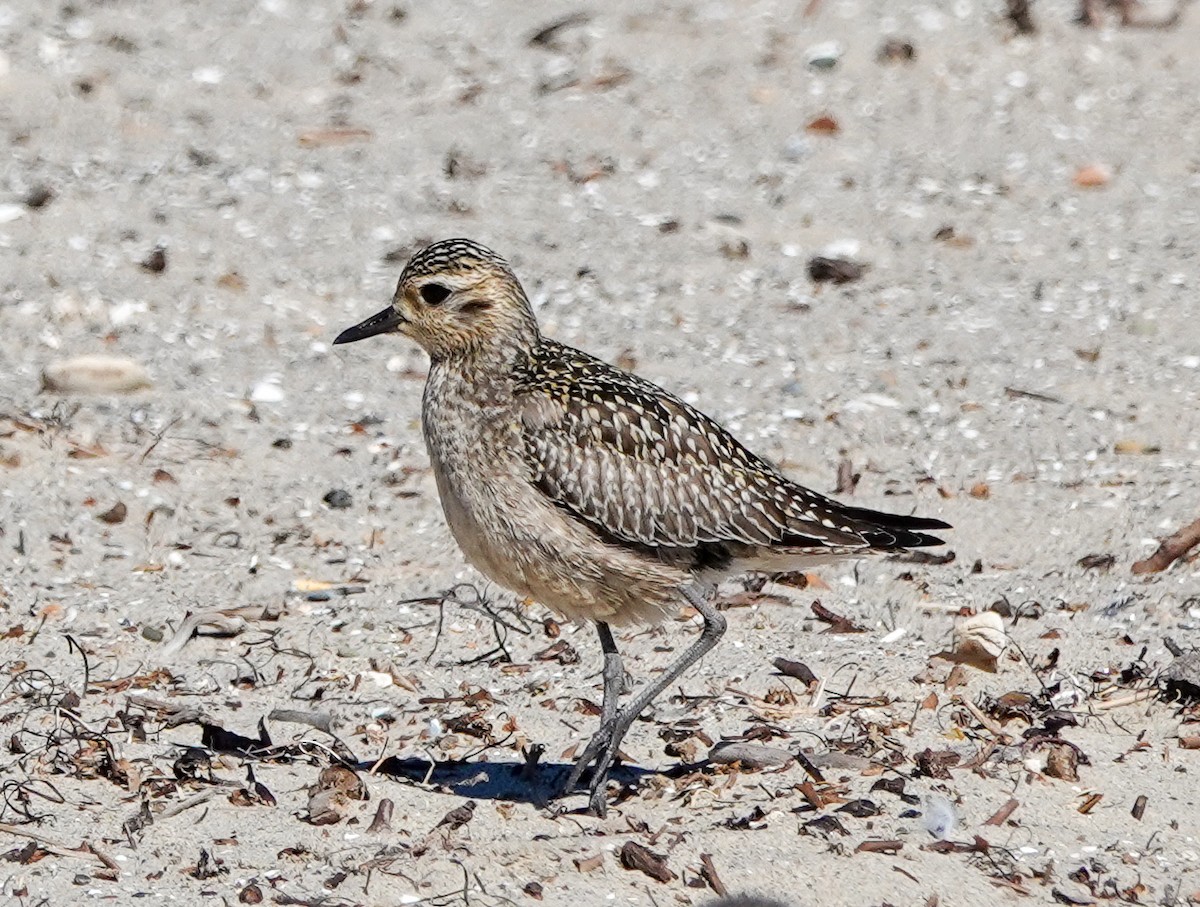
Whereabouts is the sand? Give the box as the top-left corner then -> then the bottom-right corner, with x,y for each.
1,0 -> 1199,903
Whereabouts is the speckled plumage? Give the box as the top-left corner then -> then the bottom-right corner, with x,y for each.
516,339 -> 944,561
335,238 -> 950,813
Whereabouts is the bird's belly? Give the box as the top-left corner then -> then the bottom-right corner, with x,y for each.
432,464 -> 687,626
432,466 -> 525,588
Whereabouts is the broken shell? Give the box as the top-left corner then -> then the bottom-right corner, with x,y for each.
951,611 -> 1007,671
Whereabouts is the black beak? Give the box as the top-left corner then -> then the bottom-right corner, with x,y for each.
333,306 -> 404,345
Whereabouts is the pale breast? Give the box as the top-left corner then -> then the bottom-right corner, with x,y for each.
421,360 -> 693,625
429,441 -> 686,625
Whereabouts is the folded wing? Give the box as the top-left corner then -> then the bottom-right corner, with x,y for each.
516,342 -> 948,552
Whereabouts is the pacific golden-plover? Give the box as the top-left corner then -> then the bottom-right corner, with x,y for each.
334,238 -> 949,816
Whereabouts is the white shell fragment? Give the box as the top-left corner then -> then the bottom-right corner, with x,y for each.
951,611 -> 1008,672
360,670 -> 395,689
922,793 -> 958,839
41,355 -> 152,394
250,379 -> 286,403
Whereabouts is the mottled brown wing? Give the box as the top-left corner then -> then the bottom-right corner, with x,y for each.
516,342 -> 870,550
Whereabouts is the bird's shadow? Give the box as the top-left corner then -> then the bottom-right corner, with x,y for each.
368,755 -> 664,807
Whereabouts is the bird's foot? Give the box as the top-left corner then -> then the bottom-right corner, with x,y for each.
559,720 -> 623,817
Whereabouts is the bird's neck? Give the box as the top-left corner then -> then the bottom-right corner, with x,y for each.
423,337 -> 533,462
430,319 -> 539,382
426,342 -> 522,407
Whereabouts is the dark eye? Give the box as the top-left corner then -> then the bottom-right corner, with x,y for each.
419,283 -> 451,305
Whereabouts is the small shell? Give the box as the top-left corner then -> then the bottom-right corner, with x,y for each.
1073,163 -> 1112,188
948,611 -> 1008,672
957,611 -> 1006,655
41,355 -> 152,394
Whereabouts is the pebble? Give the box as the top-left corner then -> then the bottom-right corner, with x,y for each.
24,185 -> 54,209
806,41 -> 843,70
323,488 -> 353,509
782,135 -> 812,161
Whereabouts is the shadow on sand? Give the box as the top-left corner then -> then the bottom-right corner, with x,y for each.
370,755 -> 664,807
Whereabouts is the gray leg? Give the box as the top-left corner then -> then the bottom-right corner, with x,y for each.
596,621 -> 623,729
562,621 -> 623,796
562,584 -> 727,816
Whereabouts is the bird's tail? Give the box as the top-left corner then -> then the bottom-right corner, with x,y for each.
836,504 -> 950,550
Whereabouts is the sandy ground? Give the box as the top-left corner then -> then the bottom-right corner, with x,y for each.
2,0 -> 1200,904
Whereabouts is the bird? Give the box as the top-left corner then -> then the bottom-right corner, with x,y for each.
333,238 -> 949,816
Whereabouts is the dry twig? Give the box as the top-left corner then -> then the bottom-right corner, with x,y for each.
1132,517 -> 1200,574
0,821 -> 119,872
